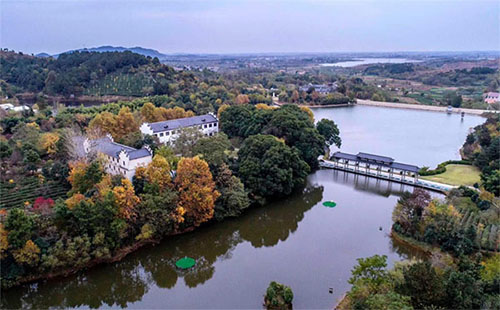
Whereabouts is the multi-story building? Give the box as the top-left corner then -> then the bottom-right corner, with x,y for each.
139,113 -> 219,144
83,135 -> 153,180
484,92 -> 500,104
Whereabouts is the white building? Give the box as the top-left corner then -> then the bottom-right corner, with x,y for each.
140,113 -> 219,145
83,135 -> 152,180
484,92 -> 500,104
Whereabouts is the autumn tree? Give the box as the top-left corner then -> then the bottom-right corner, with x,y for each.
39,132 -> 60,155
175,156 -> 220,227
114,107 -> 139,140
68,160 -> 103,195
235,94 -> 250,105
140,155 -> 172,191
140,102 -> 157,122
0,223 -> 8,259
113,178 -> 140,220
13,240 -> 40,266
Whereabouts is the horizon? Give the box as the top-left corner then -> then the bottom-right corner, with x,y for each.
2,0 -> 499,55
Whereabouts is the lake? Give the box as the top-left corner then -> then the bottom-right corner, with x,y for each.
320,58 -> 421,68
0,106 -> 484,309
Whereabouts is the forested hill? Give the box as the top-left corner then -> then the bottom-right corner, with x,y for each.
1,50 -> 272,112
0,50 -> 173,97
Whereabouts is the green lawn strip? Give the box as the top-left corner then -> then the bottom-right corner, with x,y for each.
421,164 -> 481,186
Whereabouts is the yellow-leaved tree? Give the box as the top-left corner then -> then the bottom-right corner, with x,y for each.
0,223 -> 8,259
113,178 -> 140,220
13,240 -> 40,266
175,156 -> 220,227
140,155 -> 172,190
39,132 -> 60,155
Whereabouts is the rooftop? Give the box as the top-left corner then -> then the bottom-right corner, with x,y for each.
91,136 -> 151,160
331,151 -> 420,173
147,114 -> 218,133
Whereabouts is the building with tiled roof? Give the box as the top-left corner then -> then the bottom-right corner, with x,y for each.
83,135 -> 152,180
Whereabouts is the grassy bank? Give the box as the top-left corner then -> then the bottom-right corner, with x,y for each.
421,164 -> 481,186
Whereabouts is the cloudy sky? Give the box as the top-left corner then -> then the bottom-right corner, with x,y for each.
1,0 -> 499,54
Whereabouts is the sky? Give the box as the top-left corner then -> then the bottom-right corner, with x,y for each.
1,0 -> 499,55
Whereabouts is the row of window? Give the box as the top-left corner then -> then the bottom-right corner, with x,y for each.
155,122 -> 218,138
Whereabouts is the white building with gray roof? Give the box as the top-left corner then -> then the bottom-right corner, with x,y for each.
139,113 -> 219,145
83,135 -> 152,180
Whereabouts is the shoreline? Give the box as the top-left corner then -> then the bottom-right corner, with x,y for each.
356,99 -> 496,116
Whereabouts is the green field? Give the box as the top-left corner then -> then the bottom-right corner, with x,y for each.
421,164 -> 481,186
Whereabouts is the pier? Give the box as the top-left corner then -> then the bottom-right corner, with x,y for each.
319,152 -> 456,193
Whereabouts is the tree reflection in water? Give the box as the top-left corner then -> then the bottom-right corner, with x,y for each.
1,184 -> 323,309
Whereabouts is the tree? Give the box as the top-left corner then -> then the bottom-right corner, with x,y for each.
237,135 -> 309,198
213,164 -> 250,221
140,102 -> 157,122
192,133 -> 231,168
141,155 -> 172,191
235,94 -> 250,105
316,118 -> 341,148
68,160 -> 103,195
175,156 -> 220,227
155,146 -> 180,169
396,262 -> 446,309
113,178 -> 140,220
39,132 -> 60,155
0,223 -> 8,259
348,255 -> 389,293
392,188 -> 431,237
0,141 -> 12,159
114,107 -> 139,140
5,208 -> 34,249
13,240 -> 40,267
173,127 -> 204,156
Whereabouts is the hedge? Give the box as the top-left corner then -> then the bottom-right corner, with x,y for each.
419,160 -> 472,176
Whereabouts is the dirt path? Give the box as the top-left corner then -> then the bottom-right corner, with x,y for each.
356,99 -> 497,116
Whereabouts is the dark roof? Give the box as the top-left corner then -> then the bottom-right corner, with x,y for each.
331,151 -> 419,172
92,137 -> 151,160
148,114 -> 217,133
391,162 -> 420,173
357,152 -> 394,163
332,151 -> 359,161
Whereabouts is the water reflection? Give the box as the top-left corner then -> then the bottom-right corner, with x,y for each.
331,170 -> 415,197
1,185 -> 324,309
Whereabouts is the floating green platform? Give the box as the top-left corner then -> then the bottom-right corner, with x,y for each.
175,257 -> 196,269
323,201 -> 337,208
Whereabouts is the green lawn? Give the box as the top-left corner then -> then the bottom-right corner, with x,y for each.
421,164 -> 481,186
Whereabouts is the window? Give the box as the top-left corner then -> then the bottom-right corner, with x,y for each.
123,161 -> 125,165
160,132 -> 164,137
204,124 -> 207,128
209,123 -> 212,128
166,131 -> 170,135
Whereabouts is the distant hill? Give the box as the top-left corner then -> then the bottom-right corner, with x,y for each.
35,52 -> 51,58
59,46 -> 167,59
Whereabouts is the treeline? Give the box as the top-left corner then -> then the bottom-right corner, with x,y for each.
462,113 -> 500,196
392,188 -> 499,255
343,185 -> 499,310
344,253 -> 499,310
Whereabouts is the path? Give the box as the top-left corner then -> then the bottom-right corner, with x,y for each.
356,99 -> 498,116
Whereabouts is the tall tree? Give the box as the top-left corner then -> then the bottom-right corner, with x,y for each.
175,156 -> 219,227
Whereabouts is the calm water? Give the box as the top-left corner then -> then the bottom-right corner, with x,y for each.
1,106 -> 484,309
320,58 -> 421,68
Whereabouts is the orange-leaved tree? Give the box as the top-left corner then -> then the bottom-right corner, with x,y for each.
175,156 -> 220,227
141,155 -> 172,190
112,178 -> 140,220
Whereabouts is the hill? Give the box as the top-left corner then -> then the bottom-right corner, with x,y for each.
60,46 -> 167,59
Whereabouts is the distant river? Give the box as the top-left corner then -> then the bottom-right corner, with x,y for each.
1,106 -> 484,309
321,57 -> 421,68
